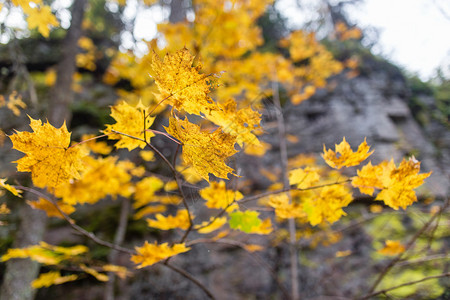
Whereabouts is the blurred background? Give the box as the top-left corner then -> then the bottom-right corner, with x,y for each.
0,0 -> 449,299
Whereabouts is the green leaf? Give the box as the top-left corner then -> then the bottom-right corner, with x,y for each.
229,211 -> 262,233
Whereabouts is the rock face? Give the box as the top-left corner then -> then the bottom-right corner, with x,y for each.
240,68 -> 449,199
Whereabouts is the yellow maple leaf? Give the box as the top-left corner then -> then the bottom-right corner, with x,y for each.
165,117 -> 237,181
10,117 -> 86,189
0,178 -> 22,197
5,91 -> 27,116
195,216 -> 227,234
151,48 -> 217,116
176,160 -> 204,184
199,181 -> 242,210
377,240 -> 405,256
288,167 -> 320,189
280,30 -> 317,62
103,101 -> 155,151
32,271 -> 78,289
351,161 -> 388,195
369,204 -> 383,213
153,195 -> 182,205
322,137 -> 373,169
247,218 -> 273,235
302,185 -> 353,226
208,98 -> 261,146
133,176 -> 164,209
377,159 -> 431,210
134,205 -> 167,220
44,68 -> 57,86
102,264 -> 131,279
1,242 -> 88,265
39,241 -> 88,256
146,209 -> 191,230
25,5 -> 59,38
267,193 -> 305,219
131,241 -> 190,268
164,180 -> 178,192
55,156 -> 133,205
27,198 -> 75,219
140,150 -> 155,162
244,141 -> 271,157
352,157 -> 431,210
80,134 -> 112,155
0,203 -> 11,215
335,250 -> 352,257
79,264 -> 109,282
243,244 -> 264,252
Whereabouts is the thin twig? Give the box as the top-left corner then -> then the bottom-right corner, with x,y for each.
143,109 -> 147,145
360,272 -> 450,299
110,129 -> 194,239
238,179 -> 351,204
162,262 -> 216,299
143,133 -> 194,242
110,129 -> 146,143
68,134 -> 110,149
15,185 -> 134,255
192,200 -> 236,231
271,73 -> 299,300
148,129 -> 182,145
172,144 -> 181,169
396,253 -> 450,267
110,129 -> 194,243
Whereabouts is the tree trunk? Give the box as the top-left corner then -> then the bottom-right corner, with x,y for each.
0,206 -> 47,300
0,1 -> 86,299
49,0 -> 87,127
169,0 -> 186,23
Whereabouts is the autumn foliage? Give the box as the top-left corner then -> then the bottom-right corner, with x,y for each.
0,0 -> 444,299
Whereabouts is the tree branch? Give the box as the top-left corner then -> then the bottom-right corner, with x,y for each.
360,272 -> 450,299
271,73 -> 299,300
14,185 -> 134,255
238,179 -> 351,204
162,262 -> 216,299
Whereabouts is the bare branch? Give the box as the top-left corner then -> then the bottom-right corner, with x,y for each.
271,72 -> 299,300
360,272 -> 450,299
14,185 -> 134,255
162,262 -> 216,299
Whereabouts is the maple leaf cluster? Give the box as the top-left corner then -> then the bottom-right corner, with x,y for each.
2,36 -> 434,294
352,157 -> 431,209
